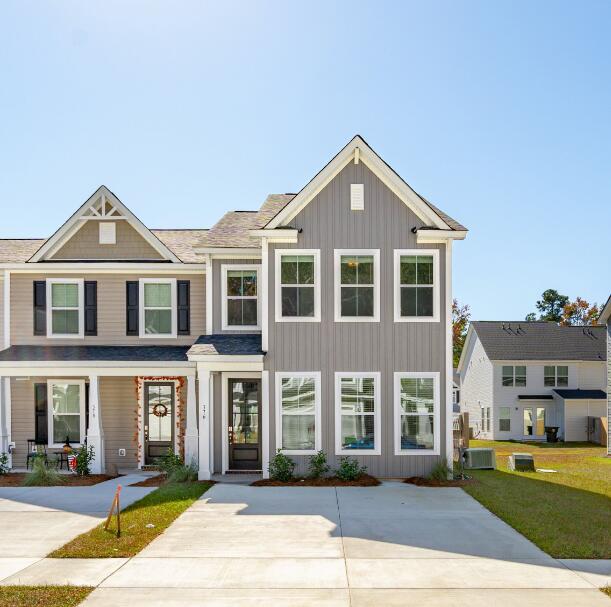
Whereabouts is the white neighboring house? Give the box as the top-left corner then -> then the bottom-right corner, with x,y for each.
599,296 -> 611,455
457,321 -> 607,442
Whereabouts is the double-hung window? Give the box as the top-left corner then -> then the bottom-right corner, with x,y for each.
47,279 -> 84,338
275,249 -> 320,321
499,406 -> 511,432
275,372 -> 321,454
334,249 -> 380,321
47,380 -> 86,447
139,278 -> 177,338
335,372 -> 380,454
394,250 -> 439,321
394,372 -> 439,454
502,365 -> 526,387
544,365 -> 568,387
222,265 -> 260,330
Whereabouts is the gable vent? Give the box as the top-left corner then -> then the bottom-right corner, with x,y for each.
350,184 -> 364,211
99,222 -> 116,244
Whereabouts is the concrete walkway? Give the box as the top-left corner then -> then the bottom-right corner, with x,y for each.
71,481 -> 609,606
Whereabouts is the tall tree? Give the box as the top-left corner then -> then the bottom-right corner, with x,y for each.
525,289 -> 569,322
452,299 -> 471,367
560,297 -> 599,326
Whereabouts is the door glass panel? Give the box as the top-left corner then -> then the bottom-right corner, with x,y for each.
536,407 -> 546,436
523,408 -> 533,436
231,381 -> 259,444
147,384 -> 173,442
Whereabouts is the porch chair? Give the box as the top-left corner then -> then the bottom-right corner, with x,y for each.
26,439 -> 48,470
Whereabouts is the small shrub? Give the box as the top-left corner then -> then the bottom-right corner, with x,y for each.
168,463 -> 198,484
308,450 -> 330,479
268,449 -> 296,482
335,456 -> 367,481
157,448 -> 183,475
74,445 -> 95,476
429,460 -> 452,482
0,452 -> 9,475
23,455 -> 64,486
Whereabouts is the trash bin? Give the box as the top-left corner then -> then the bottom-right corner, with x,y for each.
544,426 -> 559,443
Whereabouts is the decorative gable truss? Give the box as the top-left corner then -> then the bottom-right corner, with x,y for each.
29,185 -> 180,262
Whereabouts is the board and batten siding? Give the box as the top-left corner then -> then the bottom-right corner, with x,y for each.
10,272 -> 205,346
607,320 -> 611,455
265,160 -> 449,478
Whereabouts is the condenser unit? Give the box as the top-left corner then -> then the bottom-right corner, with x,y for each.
508,453 -> 535,472
463,448 -> 496,470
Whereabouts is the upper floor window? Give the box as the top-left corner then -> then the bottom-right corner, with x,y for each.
222,265 -> 260,330
394,250 -> 439,322
275,249 -> 320,322
139,278 -> 177,338
47,380 -> 86,447
544,365 -> 568,387
502,365 -> 526,387
334,249 -> 380,322
47,279 -> 84,338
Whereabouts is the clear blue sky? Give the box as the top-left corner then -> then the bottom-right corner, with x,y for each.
1,1 -> 609,320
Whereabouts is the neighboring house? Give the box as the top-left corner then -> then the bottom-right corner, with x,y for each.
0,135 -> 467,479
458,321 -> 607,442
599,295 -> 611,455
452,370 -> 460,413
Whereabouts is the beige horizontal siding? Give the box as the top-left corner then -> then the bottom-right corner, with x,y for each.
10,272 -> 205,346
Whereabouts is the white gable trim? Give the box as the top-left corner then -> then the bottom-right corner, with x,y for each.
265,136 -> 450,230
29,186 -> 181,263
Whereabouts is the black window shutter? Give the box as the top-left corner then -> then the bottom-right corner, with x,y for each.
177,280 -> 190,335
126,281 -> 139,336
84,281 -> 98,336
34,383 -> 48,444
33,281 -> 46,336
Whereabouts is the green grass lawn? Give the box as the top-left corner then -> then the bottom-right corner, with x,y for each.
463,440 -> 611,558
0,586 -> 93,607
50,481 -> 212,558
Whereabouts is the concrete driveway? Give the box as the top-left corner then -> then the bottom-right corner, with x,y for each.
83,481 -> 609,606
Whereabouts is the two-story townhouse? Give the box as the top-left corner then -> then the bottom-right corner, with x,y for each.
599,295 -> 611,455
0,135 -> 467,479
458,321 -> 607,442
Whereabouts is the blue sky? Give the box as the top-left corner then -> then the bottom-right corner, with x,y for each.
1,1 -> 609,320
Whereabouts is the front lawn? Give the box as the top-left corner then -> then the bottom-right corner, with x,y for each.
50,481 -> 212,558
463,440 -> 611,558
0,586 -> 93,607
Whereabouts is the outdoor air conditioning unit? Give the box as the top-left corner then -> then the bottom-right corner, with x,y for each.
463,448 -> 496,470
508,453 -> 535,472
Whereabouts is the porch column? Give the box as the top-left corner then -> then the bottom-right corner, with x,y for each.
261,370 -> 270,479
184,375 -> 198,466
0,377 -> 11,465
87,375 -> 105,474
198,369 -> 211,480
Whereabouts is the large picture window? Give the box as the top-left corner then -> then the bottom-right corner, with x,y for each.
394,250 -> 439,322
47,380 -> 86,446
334,249 -> 380,322
275,249 -> 320,321
47,279 -> 84,338
394,372 -> 440,454
335,372 -> 380,455
222,265 -> 260,330
275,373 -> 321,454
139,278 -> 177,338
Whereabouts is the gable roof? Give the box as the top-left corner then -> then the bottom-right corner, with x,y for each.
470,321 -> 606,362
599,294 -> 611,324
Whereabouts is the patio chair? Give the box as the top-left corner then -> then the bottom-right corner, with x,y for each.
26,439 -> 48,470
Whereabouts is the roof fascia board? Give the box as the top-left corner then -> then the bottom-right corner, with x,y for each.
187,354 -> 264,363
249,229 -> 299,243
598,295 -> 611,323
456,325 -> 476,373
2,262 -> 205,273
417,230 -> 467,243
489,358 -> 605,364
0,362 -> 196,376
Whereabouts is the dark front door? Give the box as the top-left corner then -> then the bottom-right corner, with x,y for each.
144,382 -> 175,464
228,379 -> 261,470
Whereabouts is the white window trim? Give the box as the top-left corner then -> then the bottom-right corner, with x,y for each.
334,249 -> 380,322
544,365 -> 569,388
334,371 -> 381,455
139,278 -> 177,339
47,379 -> 86,448
274,249 -> 321,323
46,278 -> 85,339
502,365 -> 527,387
274,371 -> 321,455
393,371 -> 440,456
221,264 -> 261,331
393,249 -> 440,322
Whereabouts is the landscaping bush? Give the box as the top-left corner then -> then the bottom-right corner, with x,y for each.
429,460 -> 452,482
308,450 -> 330,479
74,445 -> 95,476
23,456 -> 64,486
268,449 -> 295,482
168,462 -> 198,484
335,456 -> 367,481
0,452 -> 9,475
158,448 -> 183,475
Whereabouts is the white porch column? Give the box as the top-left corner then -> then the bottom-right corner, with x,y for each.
261,370 -> 270,479
87,376 -> 105,474
184,375 -> 198,466
0,378 -> 11,464
198,368 -> 211,480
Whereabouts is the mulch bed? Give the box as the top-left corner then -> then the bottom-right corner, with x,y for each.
129,474 -> 168,487
404,476 -> 474,487
0,473 -> 119,487
252,474 -> 380,487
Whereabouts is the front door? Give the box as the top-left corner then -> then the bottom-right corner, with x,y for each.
228,379 -> 261,470
144,382 -> 175,464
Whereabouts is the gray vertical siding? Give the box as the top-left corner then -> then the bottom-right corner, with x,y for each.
265,160 -> 449,478
608,321 -> 611,455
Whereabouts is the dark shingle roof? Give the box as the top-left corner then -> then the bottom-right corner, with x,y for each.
553,389 -> 607,400
471,321 -> 606,362
187,334 -> 263,357
0,345 -> 191,362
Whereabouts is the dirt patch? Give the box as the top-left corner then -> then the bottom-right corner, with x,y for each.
252,474 -> 380,487
0,473 -> 120,487
129,475 -> 167,487
404,476 -> 474,487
